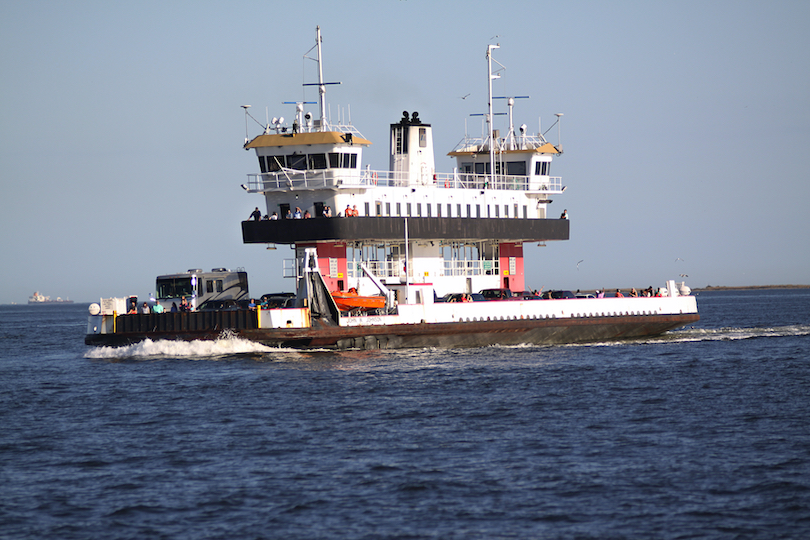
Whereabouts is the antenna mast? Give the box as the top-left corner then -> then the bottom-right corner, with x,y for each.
303,26 -> 341,132
486,44 -> 500,187
315,26 -> 327,131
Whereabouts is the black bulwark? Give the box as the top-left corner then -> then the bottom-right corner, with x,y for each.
242,217 -> 569,244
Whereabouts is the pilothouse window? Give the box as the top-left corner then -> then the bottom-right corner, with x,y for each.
506,161 -> 527,176
535,161 -> 550,176
328,153 -> 358,169
308,153 -> 327,170
288,154 -> 307,170
267,156 -> 285,172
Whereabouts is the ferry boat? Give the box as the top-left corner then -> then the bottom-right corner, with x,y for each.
29,291 -> 73,304
85,27 -> 698,350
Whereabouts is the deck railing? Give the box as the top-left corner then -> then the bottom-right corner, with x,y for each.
245,170 -> 563,194
443,259 -> 500,277
338,259 -> 499,279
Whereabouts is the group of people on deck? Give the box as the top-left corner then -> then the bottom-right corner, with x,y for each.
249,205 -> 335,221
591,287 -> 659,298
127,297 -> 192,315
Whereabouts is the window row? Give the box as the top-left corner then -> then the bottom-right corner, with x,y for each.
368,201 -> 530,219
258,152 -> 358,173
156,277 -> 223,298
459,160 -> 551,176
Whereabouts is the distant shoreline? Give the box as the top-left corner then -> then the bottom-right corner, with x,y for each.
693,284 -> 810,292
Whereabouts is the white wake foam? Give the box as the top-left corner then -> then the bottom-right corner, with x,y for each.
491,324 -> 810,350
658,324 -> 810,343
84,336 -> 274,359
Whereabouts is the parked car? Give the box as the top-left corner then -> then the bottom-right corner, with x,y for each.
197,299 -> 251,311
260,292 -> 296,308
478,288 -> 515,300
439,293 -> 486,303
541,290 -> 576,299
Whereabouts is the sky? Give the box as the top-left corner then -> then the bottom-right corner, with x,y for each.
2,0 -> 809,304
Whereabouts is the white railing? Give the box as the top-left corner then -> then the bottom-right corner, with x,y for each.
346,260 -> 403,279
246,170 -> 563,194
451,133 -> 556,153
443,259 -> 500,277
344,259 -> 499,279
282,259 -> 298,278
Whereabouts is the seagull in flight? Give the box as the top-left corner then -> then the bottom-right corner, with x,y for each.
460,93 -> 470,100
675,257 -> 685,262
679,274 -> 689,278
577,260 -> 584,270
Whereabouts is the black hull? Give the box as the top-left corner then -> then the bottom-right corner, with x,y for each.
85,312 -> 699,350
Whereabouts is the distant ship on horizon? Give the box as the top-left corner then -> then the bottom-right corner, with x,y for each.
28,291 -> 74,304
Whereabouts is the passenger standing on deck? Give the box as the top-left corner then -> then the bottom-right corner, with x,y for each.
250,207 -> 261,221
152,302 -> 164,314
560,209 -> 568,219
345,205 -> 352,216
324,205 -> 332,217
352,205 -> 359,216
141,302 -> 150,314
270,212 -> 278,220
293,207 -> 302,219
615,289 -> 624,297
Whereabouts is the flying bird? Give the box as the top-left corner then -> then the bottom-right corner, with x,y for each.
679,274 -> 689,278
460,93 -> 470,100
675,258 -> 684,262
577,260 -> 584,270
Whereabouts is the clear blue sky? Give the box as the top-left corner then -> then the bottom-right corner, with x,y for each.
2,0 -> 808,304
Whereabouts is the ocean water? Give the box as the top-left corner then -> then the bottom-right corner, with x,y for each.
1,289 -> 809,539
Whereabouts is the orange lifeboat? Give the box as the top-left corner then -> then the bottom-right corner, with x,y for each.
330,288 -> 385,312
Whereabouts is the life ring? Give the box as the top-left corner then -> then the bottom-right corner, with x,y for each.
371,172 -> 378,185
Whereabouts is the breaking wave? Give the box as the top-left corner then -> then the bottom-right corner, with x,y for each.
84,335 -> 275,359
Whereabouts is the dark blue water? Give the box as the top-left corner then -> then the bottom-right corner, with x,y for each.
2,290 -> 809,539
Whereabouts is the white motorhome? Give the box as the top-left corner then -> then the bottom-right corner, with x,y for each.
155,268 -> 249,311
